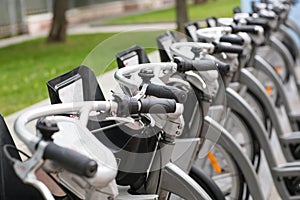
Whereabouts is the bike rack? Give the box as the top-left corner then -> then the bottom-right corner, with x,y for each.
240,68 -> 300,161
202,116 -> 265,200
253,55 -> 300,130
226,87 -> 300,200
268,35 -> 296,84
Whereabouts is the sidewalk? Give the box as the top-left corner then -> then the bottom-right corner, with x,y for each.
0,22 -> 176,48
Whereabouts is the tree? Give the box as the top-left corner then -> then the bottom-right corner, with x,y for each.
47,0 -> 69,43
175,0 -> 189,33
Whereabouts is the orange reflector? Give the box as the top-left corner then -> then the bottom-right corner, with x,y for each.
265,85 -> 272,96
207,151 -> 222,173
275,66 -> 282,73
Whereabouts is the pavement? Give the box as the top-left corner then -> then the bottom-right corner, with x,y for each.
0,22 -> 176,48
1,22 -> 285,200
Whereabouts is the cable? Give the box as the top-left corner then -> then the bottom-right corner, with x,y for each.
3,144 -> 30,165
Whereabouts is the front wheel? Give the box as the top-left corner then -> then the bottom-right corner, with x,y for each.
189,165 -> 225,200
195,144 -> 246,200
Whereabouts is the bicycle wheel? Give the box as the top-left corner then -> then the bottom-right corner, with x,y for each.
224,111 -> 254,160
189,165 -> 225,200
257,45 -> 288,82
225,110 -> 261,171
239,90 -> 265,122
195,144 -> 245,200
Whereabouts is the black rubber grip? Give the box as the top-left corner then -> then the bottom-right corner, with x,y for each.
43,142 -> 98,178
215,60 -> 230,75
175,57 -> 217,72
212,42 -> 244,54
174,57 -> 230,75
220,35 -> 245,45
231,25 -> 259,34
142,83 -> 187,103
128,97 -> 139,115
139,98 -> 176,114
245,18 -> 270,31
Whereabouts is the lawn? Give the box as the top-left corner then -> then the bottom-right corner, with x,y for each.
1,0 -> 241,116
0,31 -> 163,116
102,0 -> 240,25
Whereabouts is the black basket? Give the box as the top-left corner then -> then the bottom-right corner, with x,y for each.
156,31 -> 179,62
47,65 -> 158,190
0,114 -> 43,199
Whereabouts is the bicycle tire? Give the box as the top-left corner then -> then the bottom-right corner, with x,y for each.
195,144 -> 245,200
227,110 -> 261,170
189,164 -> 225,200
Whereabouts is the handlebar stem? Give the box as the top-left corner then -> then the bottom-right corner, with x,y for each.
114,62 -> 177,91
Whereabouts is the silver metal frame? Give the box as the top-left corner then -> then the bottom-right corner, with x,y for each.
202,116 -> 265,200
239,68 -> 299,161
253,55 -> 299,130
226,87 -> 300,200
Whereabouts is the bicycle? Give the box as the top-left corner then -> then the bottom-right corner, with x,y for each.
114,46 -> 264,199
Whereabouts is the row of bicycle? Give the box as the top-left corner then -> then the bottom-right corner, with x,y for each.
3,0 -> 300,199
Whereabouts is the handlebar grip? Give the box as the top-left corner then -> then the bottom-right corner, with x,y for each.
174,57 -> 230,75
215,60 -> 230,75
212,42 -> 243,54
175,57 -> 218,72
142,83 -> 187,103
245,18 -> 270,31
139,98 -> 176,114
230,25 -> 259,34
43,142 -> 98,178
219,35 -> 245,45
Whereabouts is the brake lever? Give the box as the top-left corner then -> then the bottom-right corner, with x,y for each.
13,141 -> 55,200
105,116 -> 135,124
132,84 -> 148,100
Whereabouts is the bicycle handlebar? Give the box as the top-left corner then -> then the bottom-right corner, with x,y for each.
142,83 -> 187,103
174,56 -> 230,74
196,26 -> 259,46
230,25 -> 260,34
139,98 -> 177,113
114,93 -> 178,115
15,98 -> 180,149
245,18 -> 270,30
114,62 -> 176,90
219,35 -> 245,45
14,102 -> 107,151
212,41 -> 244,54
114,50 -> 230,91
43,142 -> 98,177
14,97 -> 181,180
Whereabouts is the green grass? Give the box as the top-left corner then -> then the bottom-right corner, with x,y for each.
0,31 -> 163,116
102,0 -> 240,25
